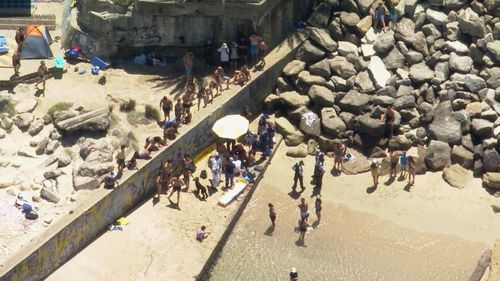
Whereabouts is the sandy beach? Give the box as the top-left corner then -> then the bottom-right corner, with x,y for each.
208,141 -> 500,280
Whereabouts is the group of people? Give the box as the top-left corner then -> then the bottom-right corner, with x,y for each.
12,26 -> 49,91
374,0 -> 399,33
370,150 -> 416,187
268,196 -> 322,245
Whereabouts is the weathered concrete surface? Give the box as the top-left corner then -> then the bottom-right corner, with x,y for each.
0,31 -> 306,281
62,0 -> 314,58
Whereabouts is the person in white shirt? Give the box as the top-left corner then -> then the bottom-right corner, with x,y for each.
232,156 -> 242,176
217,42 -> 230,71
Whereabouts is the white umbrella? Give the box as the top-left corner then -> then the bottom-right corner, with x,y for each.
212,114 -> 249,139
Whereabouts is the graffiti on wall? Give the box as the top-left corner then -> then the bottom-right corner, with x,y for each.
132,25 -> 162,45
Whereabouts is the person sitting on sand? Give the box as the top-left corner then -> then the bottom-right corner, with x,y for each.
116,145 -> 126,175
196,226 -> 210,242
101,171 -> 119,189
125,157 -> 138,170
194,177 -> 208,200
160,96 -> 173,121
144,136 -> 164,152
163,120 -> 179,142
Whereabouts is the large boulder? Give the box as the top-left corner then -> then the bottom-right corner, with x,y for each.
283,60 -> 306,76
309,27 -> 338,52
0,116 -> 13,130
55,108 -> 110,132
329,56 -> 357,79
275,117 -> 297,137
338,41 -> 359,56
339,90 -> 370,114
280,91 -> 310,108
395,30 -> 429,57
443,41 -> 468,55
14,113 -> 34,129
483,149 -> 500,173
354,71 -> 375,93
382,47 -> 405,70
464,74 -> 486,93
428,116 -> 462,145
299,111 -> 321,136
28,119 -> 44,136
449,53 -> 473,73
457,8 -> 487,38
373,32 -> 395,55
356,15 -> 373,34
355,113 -> 385,136
321,108 -> 346,136
73,176 -> 99,190
340,11 -> 360,28
309,59 -> 331,79
296,41 -> 325,63
426,9 -> 448,26
471,119 -> 494,139
484,172 -> 500,190
297,71 -> 327,88
409,62 -> 434,83
443,164 -> 471,189
15,98 -> 38,114
451,145 -> 474,169
368,56 -> 391,88
486,41 -> 500,62
40,182 -> 60,203
393,95 -> 416,110
307,85 -> 335,106
307,1 -> 332,28
286,147 -> 308,158
342,150 -> 371,175
425,140 -> 451,170
285,131 -> 305,147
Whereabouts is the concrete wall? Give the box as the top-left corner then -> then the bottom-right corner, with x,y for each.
62,0 -> 313,58
0,31 -> 306,281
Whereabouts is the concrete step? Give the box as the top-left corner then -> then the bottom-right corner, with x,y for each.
0,15 -> 56,30
0,23 -> 57,30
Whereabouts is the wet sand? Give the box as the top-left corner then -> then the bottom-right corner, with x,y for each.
209,143 -> 500,280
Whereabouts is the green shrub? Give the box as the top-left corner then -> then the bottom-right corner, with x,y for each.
47,102 -> 73,117
0,102 -> 16,117
144,104 -> 160,121
119,99 -> 136,112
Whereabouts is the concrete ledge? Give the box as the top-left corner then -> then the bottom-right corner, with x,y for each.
0,31 -> 305,281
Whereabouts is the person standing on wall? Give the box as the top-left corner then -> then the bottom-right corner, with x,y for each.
217,42 -> 230,71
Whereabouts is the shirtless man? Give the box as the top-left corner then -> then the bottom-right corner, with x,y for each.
116,145 -> 126,175
213,67 -> 230,92
35,61 -> 49,92
144,136 -> 163,151
174,98 -> 183,124
183,51 -> 194,82
249,33 -> 261,64
160,96 -> 173,121
155,170 -> 163,201
256,39 -> 268,69
167,173 -> 185,205
380,105 -> 395,138
12,47 -> 21,76
390,150 -> 399,179
162,159 -> 173,189
182,91 -> 193,124
298,197 -> 309,222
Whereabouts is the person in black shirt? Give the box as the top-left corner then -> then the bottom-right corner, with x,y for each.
292,161 -> 305,191
224,157 -> 236,189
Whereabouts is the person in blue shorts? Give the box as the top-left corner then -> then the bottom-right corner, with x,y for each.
390,0 -> 398,30
249,33 -> 261,64
374,1 -> 388,32
400,151 -> 408,178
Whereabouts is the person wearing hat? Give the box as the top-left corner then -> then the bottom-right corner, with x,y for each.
292,160 -> 305,191
400,151 -> 409,178
217,42 -> 230,71
370,159 -> 380,187
230,41 -> 239,69
101,171 -> 119,189
224,156 -> 236,189
290,267 -> 298,281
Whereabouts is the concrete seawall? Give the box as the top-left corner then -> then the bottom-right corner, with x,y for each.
0,31 -> 305,281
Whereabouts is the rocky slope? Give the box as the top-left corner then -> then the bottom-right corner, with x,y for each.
266,0 -> 500,188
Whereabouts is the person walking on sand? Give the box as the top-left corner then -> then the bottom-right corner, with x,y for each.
224,157 -> 236,189
298,197 -> 309,222
268,203 -> 276,229
408,156 -> 416,185
314,158 -> 326,190
174,98 -> 183,124
160,96 -> 173,121
374,1 -> 388,32
298,217 -> 308,243
155,170 -> 163,201
315,196 -> 322,226
35,61 -> 49,92
370,159 -> 380,186
183,51 -> 194,82
292,160 -> 305,191
380,105 -> 395,139
167,173 -> 185,205
217,42 -> 230,71
163,159 -> 173,188
182,154 -> 194,191
390,151 -> 399,179
400,151 -> 408,178
12,47 -> 21,76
